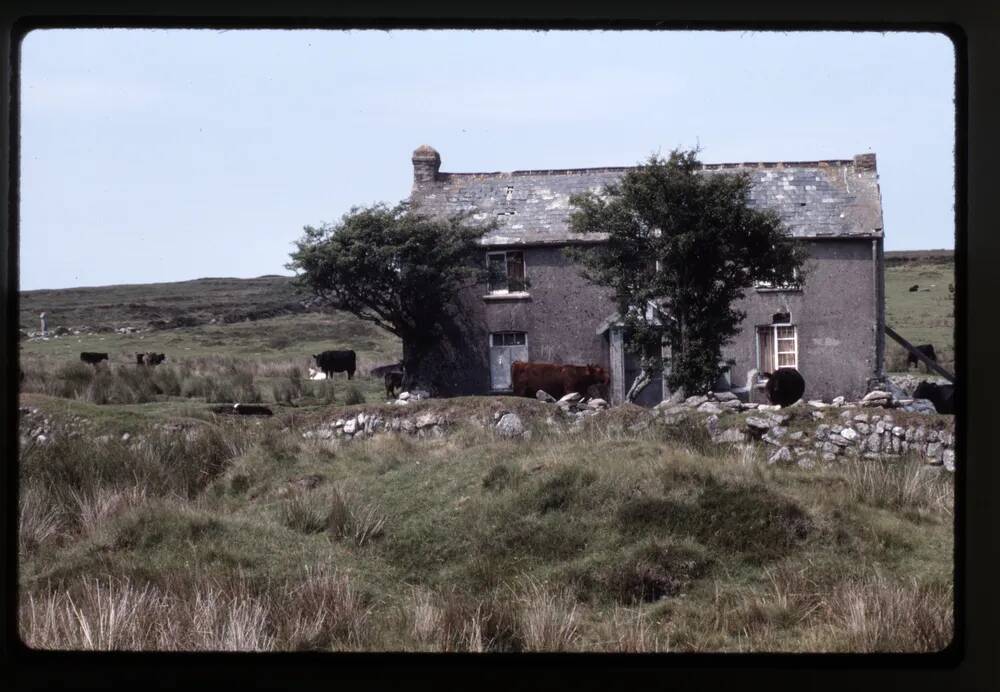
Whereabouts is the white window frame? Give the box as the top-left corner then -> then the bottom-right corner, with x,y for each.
755,322 -> 799,385
754,267 -> 801,291
490,331 -> 528,348
486,250 -> 528,295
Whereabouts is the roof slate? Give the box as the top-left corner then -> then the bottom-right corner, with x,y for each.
408,155 -> 884,246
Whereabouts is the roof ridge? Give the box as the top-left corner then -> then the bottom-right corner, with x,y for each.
435,159 -> 861,178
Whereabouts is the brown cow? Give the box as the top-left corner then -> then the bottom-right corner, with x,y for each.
511,361 -> 610,400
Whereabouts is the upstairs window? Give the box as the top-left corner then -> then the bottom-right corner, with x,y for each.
487,251 -> 526,294
754,268 -> 801,291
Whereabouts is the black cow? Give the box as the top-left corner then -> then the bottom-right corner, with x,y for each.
907,344 -> 937,370
80,352 -> 109,366
909,284 -> 919,292
313,350 -> 356,379
146,352 -> 166,365
764,368 -> 806,407
136,353 -> 146,365
384,370 -> 404,398
912,381 -> 955,415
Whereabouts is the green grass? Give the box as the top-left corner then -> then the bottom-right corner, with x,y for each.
18,395 -> 953,652
16,261 -> 954,652
884,257 -> 954,374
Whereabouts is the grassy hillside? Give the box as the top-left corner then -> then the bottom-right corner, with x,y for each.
884,253 -> 955,374
19,275 -> 308,332
19,276 -> 402,405
18,395 -> 952,652
16,260 -> 954,652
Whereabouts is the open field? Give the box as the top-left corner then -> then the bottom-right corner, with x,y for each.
18,394 -> 952,652
884,256 -> 955,375
17,261 -> 955,651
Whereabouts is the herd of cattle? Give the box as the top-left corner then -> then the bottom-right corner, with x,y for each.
80,351 -> 166,366
71,348 -> 953,415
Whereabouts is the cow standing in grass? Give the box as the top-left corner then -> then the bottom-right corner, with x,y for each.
313,350 -> 357,380
80,352 -> 109,366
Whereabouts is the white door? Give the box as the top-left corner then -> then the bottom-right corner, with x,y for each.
490,332 -> 528,390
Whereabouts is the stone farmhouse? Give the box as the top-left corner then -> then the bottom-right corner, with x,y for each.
406,145 -> 886,405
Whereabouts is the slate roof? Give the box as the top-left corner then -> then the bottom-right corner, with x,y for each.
408,148 -> 884,247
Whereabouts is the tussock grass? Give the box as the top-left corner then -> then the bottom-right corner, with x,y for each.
843,455 -> 953,516
19,396 -> 952,652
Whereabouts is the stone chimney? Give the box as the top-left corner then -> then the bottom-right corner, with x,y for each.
412,145 -> 441,184
853,153 -> 877,172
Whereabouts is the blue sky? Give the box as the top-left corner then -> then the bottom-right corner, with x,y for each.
19,29 -> 955,290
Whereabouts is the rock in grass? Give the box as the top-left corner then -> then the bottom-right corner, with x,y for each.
496,412 -> 525,438
536,390 -> 557,403
713,428 -> 745,444
767,446 -> 794,465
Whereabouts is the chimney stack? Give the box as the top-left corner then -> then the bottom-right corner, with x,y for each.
853,153 -> 877,172
412,145 -> 441,184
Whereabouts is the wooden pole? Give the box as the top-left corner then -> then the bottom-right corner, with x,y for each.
884,325 -> 955,383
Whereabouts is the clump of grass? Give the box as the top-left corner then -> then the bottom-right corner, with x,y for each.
326,487 -> 386,547
825,571 -> 952,652
151,366 -> 182,396
276,566 -> 373,650
309,381 -> 336,405
599,606 -> 668,652
481,463 -> 523,492
55,361 -> 95,397
343,385 -> 365,406
843,456 -> 953,516
517,580 -> 580,651
271,382 -> 295,406
528,466 -> 598,514
19,485 -> 63,556
617,474 -> 811,563
278,493 -> 328,534
602,540 -> 710,604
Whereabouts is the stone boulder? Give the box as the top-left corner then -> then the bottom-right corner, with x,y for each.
536,390 -> 557,403
496,412 -> 526,438
861,390 -> 893,408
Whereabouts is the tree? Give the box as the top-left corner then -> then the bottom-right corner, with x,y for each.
287,202 -> 492,390
567,149 -> 807,401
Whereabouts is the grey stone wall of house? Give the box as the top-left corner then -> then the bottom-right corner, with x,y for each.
416,245 -> 615,395
723,238 -> 879,402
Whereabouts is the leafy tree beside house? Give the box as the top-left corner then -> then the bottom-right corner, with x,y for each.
287,202 -> 492,391
568,148 -> 807,402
